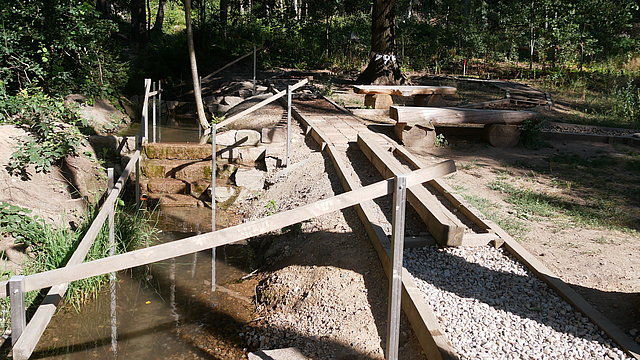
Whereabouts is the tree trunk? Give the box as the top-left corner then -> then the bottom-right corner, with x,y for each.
185,0 -> 210,132
220,0 -> 229,39
96,0 -> 111,18
151,0 -> 167,37
130,0 -> 147,43
356,0 -> 406,85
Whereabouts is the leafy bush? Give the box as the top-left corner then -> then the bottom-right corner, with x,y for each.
612,78 -> 640,126
0,86 -> 86,177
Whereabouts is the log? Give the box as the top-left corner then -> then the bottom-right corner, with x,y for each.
354,85 -> 457,97
390,106 -> 536,127
483,124 -> 521,147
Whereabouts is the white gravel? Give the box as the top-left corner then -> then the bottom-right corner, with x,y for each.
404,245 -> 633,360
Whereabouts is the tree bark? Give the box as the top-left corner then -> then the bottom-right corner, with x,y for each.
220,0 -> 229,39
185,0 -> 210,132
151,0 -> 167,37
96,0 -> 111,18
356,0 -> 406,85
130,0 -> 147,43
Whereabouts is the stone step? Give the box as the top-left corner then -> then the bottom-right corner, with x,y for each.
147,193 -> 203,207
144,142 -> 211,160
143,142 -> 266,164
144,178 -> 189,194
142,159 -> 213,181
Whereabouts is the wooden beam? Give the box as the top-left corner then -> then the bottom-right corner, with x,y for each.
389,106 -> 536,127
292,103 -> 459,359
353,85 -> 457,97
17,161 -> 454,294
357,133 -> 465,246
216,78 -> 308,130
458,98 -> 511,109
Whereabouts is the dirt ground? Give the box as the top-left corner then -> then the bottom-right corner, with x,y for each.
233,114 -> 425,359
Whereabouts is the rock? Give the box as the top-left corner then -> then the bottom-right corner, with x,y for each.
234,168 -> 265,191
235,129 -> 261,146
217,104 -> 232,114
265,156 -> 282,172
262,126 -> 287,144
216,130 -> 238,146
248,347 -> 309,360
223,96 -> 244,107
238,146 -> 266,163
213,186 -> 236,203
88,135 -> 137,157
633,133 -> 640,138
189,179 -> 211,198
220,81 -> 254,96
78,98 -> 129,134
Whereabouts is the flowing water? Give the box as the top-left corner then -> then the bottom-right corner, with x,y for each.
33,111 -> 258,359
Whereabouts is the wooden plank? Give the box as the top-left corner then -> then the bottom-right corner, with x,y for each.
353,85 -> 457,97
357,133 -> 465,246
492,224 -> 640,360
459,98 -> 511,109
19,161 -> 454,294
389,106 -> 536,127
322,145 -> 459,360
216,78 -> 308,129
293,101 -> 459,359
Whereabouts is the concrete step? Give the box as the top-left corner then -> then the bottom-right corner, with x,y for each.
147,193 -> 203,207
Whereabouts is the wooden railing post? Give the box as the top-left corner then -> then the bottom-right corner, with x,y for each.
386,174 -> 407,360
9,275 -> 26,346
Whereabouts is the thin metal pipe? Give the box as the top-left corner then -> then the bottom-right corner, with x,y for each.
158,80 -> 162,143
253,46 -> 257,95
286,84 -> 292,167
152,81 -> 157,143
211,125 -> 217,291
9,275 -> 26,346
386,174 -> 407,360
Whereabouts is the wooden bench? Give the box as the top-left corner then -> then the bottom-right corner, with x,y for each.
353,85 -> 457,109
390,106 -> 537,148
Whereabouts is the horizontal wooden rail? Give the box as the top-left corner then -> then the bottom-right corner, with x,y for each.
216,78 -> 308,129
7,161 -> 454,295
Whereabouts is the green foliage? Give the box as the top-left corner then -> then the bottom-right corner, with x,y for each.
0,202 -> 46,245
264,199 -> 278,216
0,0 -> 127,97
520,119 -> 547,149
434,133 -> 449,147
612,78 -> 640,126
0,87 -> 86,177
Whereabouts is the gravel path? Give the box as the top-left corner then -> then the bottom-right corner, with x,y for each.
405,245 -> 633,360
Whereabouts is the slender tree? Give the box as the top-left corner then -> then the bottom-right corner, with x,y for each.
184,0 -> 210,131
151,0 -> 168,37
356,0 -> 406,84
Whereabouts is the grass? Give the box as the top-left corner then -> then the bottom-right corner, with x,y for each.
454,189 -> 528,239
0,204 -> 158,333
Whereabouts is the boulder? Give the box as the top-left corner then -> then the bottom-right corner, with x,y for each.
222,96 -> 244,107
213,186 -> 236,203
234,168 -> 265,191
262,126 -> 287,144
216,130 -> 238,146
235,129 -> 261,146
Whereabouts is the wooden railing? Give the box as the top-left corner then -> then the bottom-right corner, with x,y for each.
1,159 -> 455,359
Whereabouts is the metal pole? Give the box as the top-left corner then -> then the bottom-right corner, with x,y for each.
386,174 -> 407,360
135,152 -> 140,210
252,46 -> 257,95
158,80 -> 162,143
9,275 -> 26,346
144,79 -> 150,142
211,125 -> 217,291
108,167 -> 118,355
152,81 -> 157,143
286,84 -> 292,167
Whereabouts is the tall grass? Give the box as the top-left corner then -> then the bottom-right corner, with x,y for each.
0,204 -> 158,333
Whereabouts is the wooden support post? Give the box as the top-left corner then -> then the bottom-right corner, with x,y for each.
152,81 -> 157,143
143,79 -> 151,142
386,175 -> 407,360
286,84 -> 292,167
211,125 -> 217,291
9,275 -> 26,346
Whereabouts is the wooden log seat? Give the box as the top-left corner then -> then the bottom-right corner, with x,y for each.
390,106 -> 537,148
353,85 -> 457,109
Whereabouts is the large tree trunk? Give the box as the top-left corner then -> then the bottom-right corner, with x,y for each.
220,0 -> 229,39
130,0 -> 147,43
356,0 -> 406,85
96,0 -> 111,18
151,0 -> 167,37
185,0 -> 210,132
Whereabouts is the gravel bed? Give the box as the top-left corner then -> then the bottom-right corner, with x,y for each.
404,245 -> 633,360
544,122 -> 639,137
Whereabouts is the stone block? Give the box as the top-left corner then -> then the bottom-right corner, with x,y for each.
261,126 -> 287,144
216,130 -> 238,146
238,146 -> 266,164
213,186 -> 236,203
147,179 -> 188,194
148,193 -> 201,207
189,179 -> 211,198
234,168 -> 265,191
235,129 -> 261,146
144,143 -> 211,160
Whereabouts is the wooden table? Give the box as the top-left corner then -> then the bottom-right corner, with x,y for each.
353,85 -> 457,109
